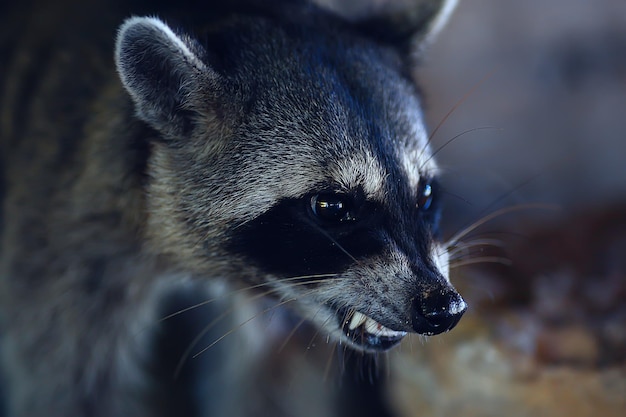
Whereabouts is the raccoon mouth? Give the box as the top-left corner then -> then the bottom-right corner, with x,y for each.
339,309 -> 407,351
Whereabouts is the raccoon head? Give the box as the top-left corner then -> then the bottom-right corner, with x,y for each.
115,0 -> 465,352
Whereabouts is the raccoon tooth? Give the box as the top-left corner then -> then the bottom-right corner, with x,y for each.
364,317 -> 381,334
350,312 -> 407,338
363,317 -> 407,338
348,311 -> 367,330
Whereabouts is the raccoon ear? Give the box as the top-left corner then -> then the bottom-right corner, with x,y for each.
320,0 -> 457,55
115,16 -> 220,138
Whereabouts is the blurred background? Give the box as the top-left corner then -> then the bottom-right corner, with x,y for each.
421,0 -> 626,227
392,0 -> 626,415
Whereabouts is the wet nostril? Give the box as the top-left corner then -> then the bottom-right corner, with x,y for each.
423,308 -> 462,329
411,292 -> 467,335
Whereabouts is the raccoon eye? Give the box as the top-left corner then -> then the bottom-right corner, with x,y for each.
417,181 -> 434,211
310,193 -> 355,223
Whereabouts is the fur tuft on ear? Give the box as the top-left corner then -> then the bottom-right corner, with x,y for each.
115,16 -> 220,138
316,0 -> 457,55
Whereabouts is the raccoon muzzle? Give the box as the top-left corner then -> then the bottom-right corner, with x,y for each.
336,285 -> 467,352
339,308 -> 408,351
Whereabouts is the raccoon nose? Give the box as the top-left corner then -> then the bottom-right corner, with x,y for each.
411,290 -> 467,335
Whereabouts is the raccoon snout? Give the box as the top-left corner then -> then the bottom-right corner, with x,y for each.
411,289 -> 467,335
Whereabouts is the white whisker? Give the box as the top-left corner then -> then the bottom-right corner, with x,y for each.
450,256 -> 512,268
446,203 -> 559,247
159,273 -> 339,322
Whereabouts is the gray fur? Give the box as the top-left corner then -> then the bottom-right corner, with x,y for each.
0,1 -> 462,416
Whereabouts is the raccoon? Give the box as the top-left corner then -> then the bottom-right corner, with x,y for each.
0,0 -> 466,416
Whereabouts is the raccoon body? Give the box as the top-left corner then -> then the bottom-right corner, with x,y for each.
0,0 -> 465,416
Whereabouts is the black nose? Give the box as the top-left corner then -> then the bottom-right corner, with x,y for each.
411,289 -> 467,335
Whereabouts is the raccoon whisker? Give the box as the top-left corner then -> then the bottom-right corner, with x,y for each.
473,151 -> 574,220
449,256 -> 512,268
371,353 -> 382,382
445,203 -> 559,247
304,324 -> 323,353
270,273 -> 341,286
448,249 -> 504,263
323,236 -> 358,264
440,187 -> 473,206
336,344 -> 345,376
174,288 -> 294,378
159,274 -> 339,322
173,285 -> 324,377
276,315 -> 309,354
454,237 -> 504,248
323,341 -> 338,383
174,306 -> 237,378
446,237 -> 506,259
384,351 -> 391,381
309,222 -> 358,263
449,237 -> 505,250
276,286 -> 354,355
277,287 -> 357,355
304,302 -> 339,353
419,126 -> 501,172
176,285 -> 327,378
419,67 -> 497,162
190,296 -> 302,360
404,329 -> 415,354
407,332 -> 429,347
406,333 -> 419,349
250,286 -> 334,347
